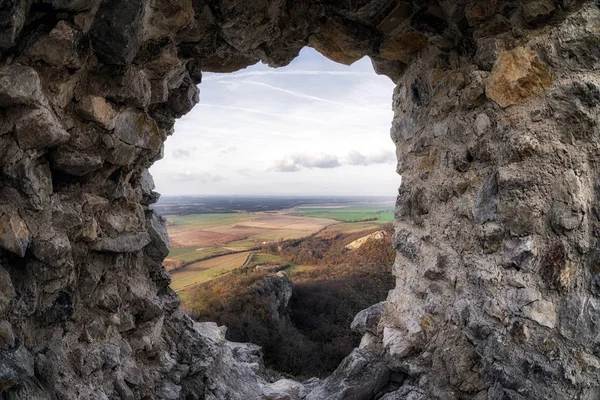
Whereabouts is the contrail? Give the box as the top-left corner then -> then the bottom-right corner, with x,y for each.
204,70 -> 378,81
229,80 -> 389,115
193,104 -> 330,124
237,80 -> 354,107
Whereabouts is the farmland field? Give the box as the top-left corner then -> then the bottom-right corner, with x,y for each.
170,251 -> 253,291
290,204 -> 394,222
165,213 -> 335,265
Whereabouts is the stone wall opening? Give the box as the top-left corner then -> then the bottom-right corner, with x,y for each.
1,1 -> 600,399
150,47 -> 399,378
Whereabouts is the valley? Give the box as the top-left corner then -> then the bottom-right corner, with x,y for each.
155,196 -> 396,377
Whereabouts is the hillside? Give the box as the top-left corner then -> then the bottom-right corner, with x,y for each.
183,224 -> 396,378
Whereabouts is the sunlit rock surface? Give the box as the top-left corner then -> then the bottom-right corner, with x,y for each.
0,0 -> 599,399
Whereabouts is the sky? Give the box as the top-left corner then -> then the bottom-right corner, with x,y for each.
150,47 -> 400,196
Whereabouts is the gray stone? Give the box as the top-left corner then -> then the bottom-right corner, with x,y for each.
0,320 -> 15,350
92,232 -> 151,253
44,291 -> 74,323
140,169 -> 160,205
25,21 -> 81,68
502,237 -> 536,270
44,0 -> 96,11
17,156 -> 53,210
52,147 -> 104,176
393,229 -> 420,261
0,265 -> 15,313
0,212 -> 29,257
157,380 -> 181,400
103,135 -> 140,166
90,0 -> 148,65
113,110 -> 162,150
306,349 -> 390,400
522,0 -> 556,24
0,341 -> 35,391
76,96 -> 117,130
114,379 -> 134,400
522,300 -> 556,329
166,75 -> 199,118
145,210 -> 169,261
14,108 -> 69,150
473,172 -> 498,224
0,64 -> 44,107
379,386 -> 427,400
0,0 -> 31,50
32,231 -> 72,267
351,302 -> 385,335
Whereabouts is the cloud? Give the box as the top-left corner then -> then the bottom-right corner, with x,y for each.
172,147 -> 197,158
171,171 -> 226,183
346,150 -> 395,166
236,169 -> 253,177
272,153 -> 342,172
220,146 -> 238,155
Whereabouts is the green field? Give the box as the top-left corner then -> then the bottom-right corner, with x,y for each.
167,213 -> 253,229
167,246 -> 230,263
291,204 -> 394,222
170,251 -> 253,291
251,253 -> 286,264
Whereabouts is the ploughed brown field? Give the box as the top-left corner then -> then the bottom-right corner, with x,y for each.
167,213 -> 335,249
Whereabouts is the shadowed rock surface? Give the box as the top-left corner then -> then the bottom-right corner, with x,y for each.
0,0 -> 599,399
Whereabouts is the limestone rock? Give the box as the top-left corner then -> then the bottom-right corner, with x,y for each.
522,0 -> 556,24
0,341 -> 35,391
523,300 -> 556,329
25,21 -> 81,68
379,32 -> 428,63
166,76 -> 199,118
52,147 -> 104,176
486,47 -> 554,108
309,17 -> 374,65
0,212 -> 29,257
262,379 -> 307,400
31,231 -> 72,267
0,0 -> 31,50
17,156 -> 53,210
382,327 -> 418,359
305,349 -> 390,400
472,172 -> 498,224
44,0 -> 96,11
92,232 -> 151,253
145,210 -> 169,262
90,0 -> 148,65
379,385 -> 427,400
351,302 -> 385,335
0,321 -> 14,350
13,108 -> 70,150
76,96 -> 117,130
0,65 -> 44,107
0,265 -> 15,313
140,169 -> 160,205
113,110 -> 162,150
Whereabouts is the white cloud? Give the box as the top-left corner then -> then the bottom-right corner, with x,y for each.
171,171 -> 226,183
272,153 -> 342,172
219,146 -> 238,155
150,47 -> 398,196
172,147 -> 197,158
346,149 -> 395,166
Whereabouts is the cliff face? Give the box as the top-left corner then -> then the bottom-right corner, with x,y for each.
0,0 -> 599,399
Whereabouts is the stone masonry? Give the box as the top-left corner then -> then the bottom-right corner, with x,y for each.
0,0 -> 599,399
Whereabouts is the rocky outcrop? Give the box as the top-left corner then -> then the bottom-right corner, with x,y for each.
0,0 -> 599,399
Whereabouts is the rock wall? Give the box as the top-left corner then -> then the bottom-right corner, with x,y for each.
0,0 -> 599,399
